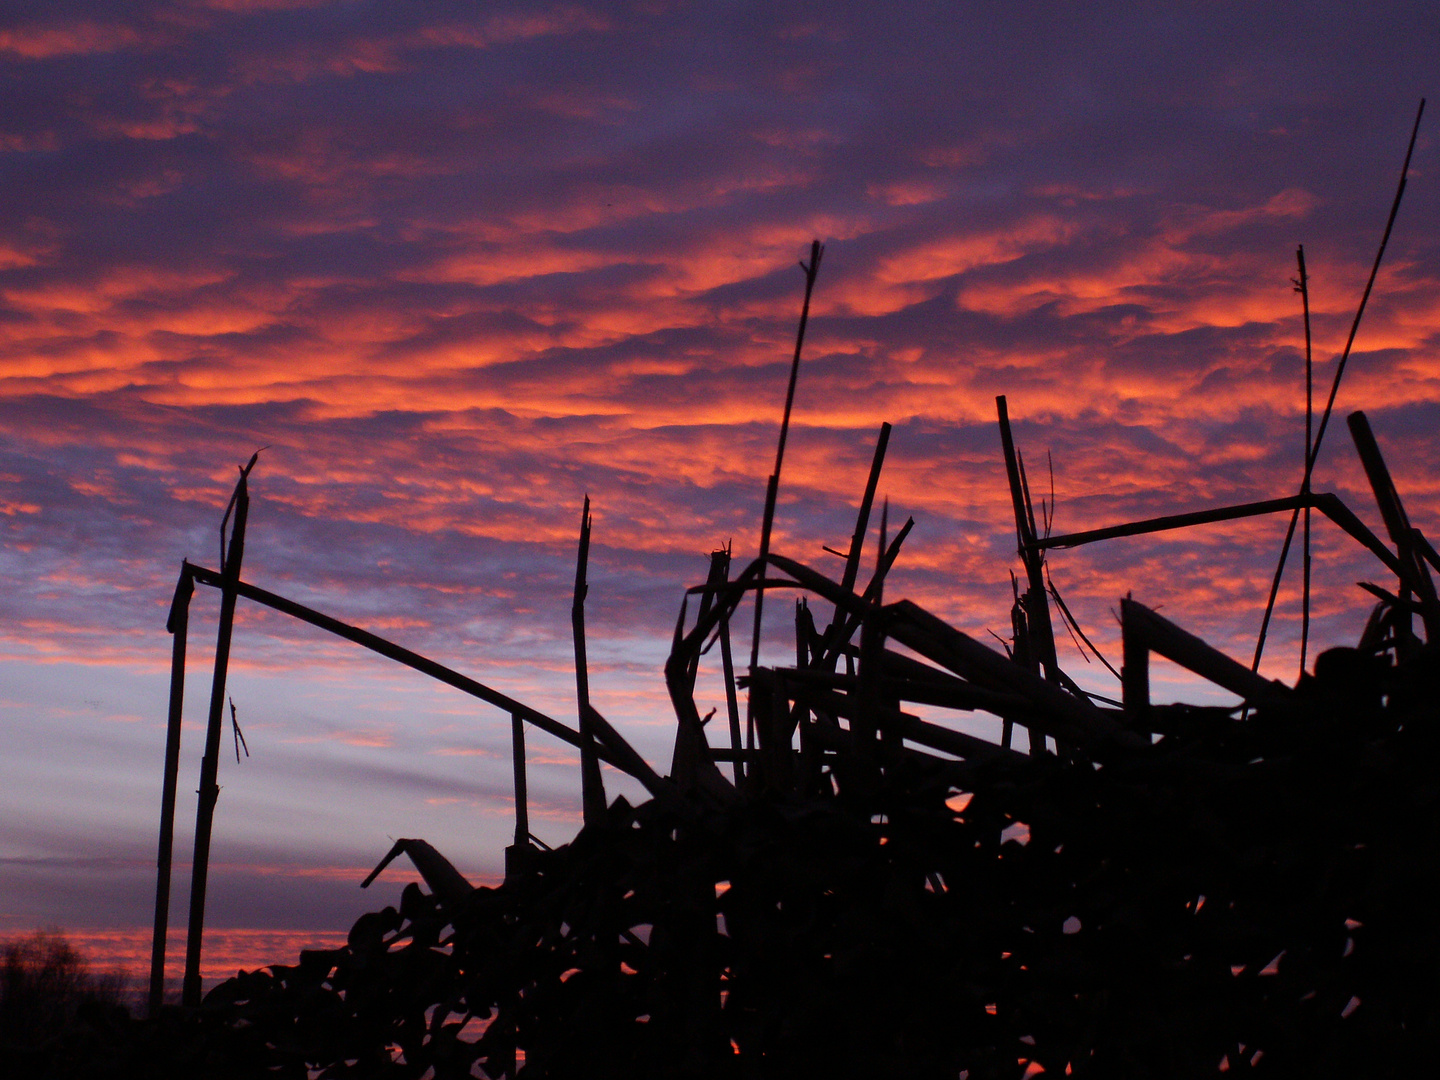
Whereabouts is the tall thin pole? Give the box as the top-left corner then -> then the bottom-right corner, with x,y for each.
182,454 -> 256,1007
1308,101 -> 1424,482
148,565 -> 194,1016
1298,245 -> 1314,678
749,241 -> 823,747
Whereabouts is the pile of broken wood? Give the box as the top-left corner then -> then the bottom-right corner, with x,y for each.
122,124 -> 1438,1073
115,172 -> 1440,1072
115,387 -> 1437,1080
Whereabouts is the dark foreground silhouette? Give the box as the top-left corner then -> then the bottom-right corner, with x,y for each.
0,930 -> 133,1076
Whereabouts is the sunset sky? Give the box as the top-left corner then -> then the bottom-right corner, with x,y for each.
2,1 -> 1437,987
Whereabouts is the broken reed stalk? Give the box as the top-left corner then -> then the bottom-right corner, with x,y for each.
768,240 -> 826,516
1017,449 -> 1040,546
748,240 -> 823,756
1033,491 -> 1398,577
183,454 -> 257,1008
808,423 -> 892,669
702,545 -> 745,784
1122,597 -> 1294,715
815,516 -> 915,671
149,564 -> 194,1017
1251,99 -> 1424,677
572,496 -> 606,826
852,501 -> 890,753
1309,100 -> 1423,487
997,396 -> 1059,683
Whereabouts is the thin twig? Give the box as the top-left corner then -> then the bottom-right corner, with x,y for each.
228,696 -> 249,762
1308,100 -> 1423,480
1047,572 -> 1122,681
1054,593 -> 1091,662
1046,450 -> 1055,540
1250,100 -> 1424,677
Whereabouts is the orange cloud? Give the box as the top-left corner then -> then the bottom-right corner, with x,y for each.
0,21 -> 150,60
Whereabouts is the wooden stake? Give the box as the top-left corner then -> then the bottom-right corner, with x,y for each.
572,496 -> 606,826
182,453 -> 256,1007
148,564 -> 193,1016
511,711 -> 528,851
715,548 -> 744,785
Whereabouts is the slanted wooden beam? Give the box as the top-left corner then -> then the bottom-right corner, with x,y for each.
184,563 -> 638,769
1032,495 -> 1310,551
883,599 -> 1142,751
1030,489 -> 1405,583
1120,598 -> 1294,714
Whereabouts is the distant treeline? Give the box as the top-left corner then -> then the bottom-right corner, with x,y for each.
0,929 -> 133,1074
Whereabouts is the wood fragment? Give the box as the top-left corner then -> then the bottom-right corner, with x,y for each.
361,838 -> 472,908
509,711 -> 529,868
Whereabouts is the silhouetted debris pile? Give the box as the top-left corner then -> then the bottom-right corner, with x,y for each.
126,133 -> 1440,1073
129,661 -> 1440,1078
119,381 -> 1437,1078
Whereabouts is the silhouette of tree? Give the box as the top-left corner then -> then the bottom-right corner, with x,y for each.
0,928 -> 131,1072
